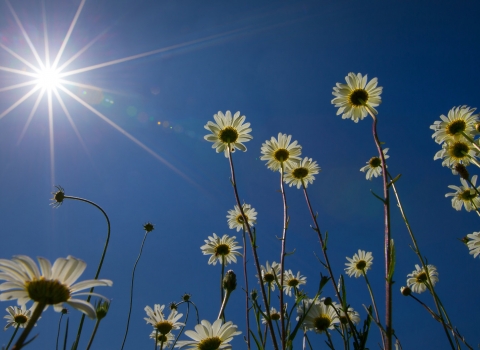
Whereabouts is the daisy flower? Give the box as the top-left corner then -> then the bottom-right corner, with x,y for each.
261,307 -> 282,324
445,175 -> 480,212
175,319 -> 241,349
204,111 -> 252,157
434,139 -> 479,168
4,305 -> 36,330
226,204 -> 257,232
150,330 -> 174,347
331,72 -> 383,122
339,307 -> 361,325
345,250 -> 373,278
466,232 -> 480,258
259,261 -> 280,291
282,270 -> 307,297
144,304 -> 184,335
298,298 -> 339,334
284,157 -> 321,189
360,148 -> 389,180
260,133 -> 302,172
406,264 -> 439,294
0,256 -> 112,319
200,234 -> 242,266
430,106 -> 479,144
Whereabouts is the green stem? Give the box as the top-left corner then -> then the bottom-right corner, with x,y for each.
56,311 -> 66,350
6,324 -> 20,350
12,301 -> 46,350
242,227 -> 251,349
218,290 -> 232,320
279,162 -> 288,350
85,318 -> 102,350
362,270 -> 385,347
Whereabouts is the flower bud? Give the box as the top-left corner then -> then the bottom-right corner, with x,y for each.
400,286 -> 411,296
181,293 -> 191,302
143,222 -> 155,233
223,270 -> 237,292
323,297 -> 332,306
95,300 -> 110,320
453,163 -> 469,180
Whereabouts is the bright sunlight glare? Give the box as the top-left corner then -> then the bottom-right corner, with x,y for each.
35,66 -> 61,90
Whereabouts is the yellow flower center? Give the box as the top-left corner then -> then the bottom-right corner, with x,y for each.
236,214 -> 247,225
446,119 -> 466,136
368,157 -> 381,168
292,167 -> 308,179
26,278 -> 71,304
274,148 -> 290,162
287,278 -> 299,287
198,336 -> 223,350
416,272 -> 427,283
459,189 -> 477,201
215,244 -> 231,256
348,89 -> 369,107
355,260 -> 367,270
14,315 -> 28,324
449,141 -> 469,159
219,127 -> 239,143
155,321 -> 173,335
313,315 -> 331,332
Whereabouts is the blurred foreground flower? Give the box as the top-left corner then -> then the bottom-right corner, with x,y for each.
0,255 -> 112,319
144,304 -> 184,335
201,233 -> 242,266
284,157 -> 320,189
175,319 -> 241,349
331,72 -> 382,122
4,305 -> 36,330
298,298 -> 339,334
445,175 -> 480,212
466,232 -> 480,258
406,264 -> 438,294
226,204 -> 257,232
262,307 -> 281,324
282,270 -> 306,296
204,111 -> 252,157
345,250 -> 373,278
360,149 -> 389,180
430,106 -> 479,144
261,133 -> 302,171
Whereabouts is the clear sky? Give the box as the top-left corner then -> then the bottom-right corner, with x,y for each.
0,0 -> 479,349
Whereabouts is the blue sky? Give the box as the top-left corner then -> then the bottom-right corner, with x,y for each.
0,0 -> 479,348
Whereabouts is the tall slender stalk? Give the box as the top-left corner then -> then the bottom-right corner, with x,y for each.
12,301 -> 46,350
226,147 -> 279,350
278,163 -> 288,349
242,228 -> 252,349
5,324 -> 20,350
362,271 -> 385,348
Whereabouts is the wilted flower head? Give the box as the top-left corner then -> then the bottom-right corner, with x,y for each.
143,222 -> 155,233
406,264 -> 438,294
200,233 -> 242,266
284,157 -> 321,189
261,133 -> 302,171
331,72 -> 382,122
181,293 -> 191,302
226,204 -> 257,232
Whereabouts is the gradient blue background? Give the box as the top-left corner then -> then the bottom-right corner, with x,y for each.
0,0 -> 479,348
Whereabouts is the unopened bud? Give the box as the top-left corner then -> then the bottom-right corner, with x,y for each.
323,297 -> 332,306
95,300 -> 110,320
400,286 -> 411,296
223,270 -> 237,292
250,289 -> 258,301
143,222 -> 155,233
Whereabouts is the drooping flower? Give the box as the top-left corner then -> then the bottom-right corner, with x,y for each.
144,304 -> 184,335
360,149 -> 389,180
284,157 -> 321,189
445,175 -> 480,212
0,256 -> 112,319
430,106 -> 479,144
226,204 -> 257,232
406,264 -> 439,294
175,319 -> 241,349
434,140 -> 478,168
150,331 -> 175,347
345,250 -> 373,278
259,261 -> 280,291
50,185 -> 65,208
331,72 -> 383,122
4,305 -> 36,330
466,232 -> 480,258
298,298 -> 339,334
282,270 -> 307,297
200,234 -> 242,266
204,111 -> 252,157
260,133 -> 302,172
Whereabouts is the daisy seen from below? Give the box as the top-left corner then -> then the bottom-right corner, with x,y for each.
261,307 -> 281,324
259,261 -> 280,291
283,270 -> 307,297
260,133 -> 302,172
0,255 -> 112,319
466,232 -> 480,258
144,304 -> 184,335
434,139 -> 479,168
4,305 -> 35,330
175,319 -> 241,350
284,157 -> 321,189
200,234 -> 242,266
406,264 -> 439,294
345,250 -> 373,278
298,298 -> 339,334
430,106 -> 479,144
339,306 -> 361,325
150,331 -> 175,347
204,111 -> 252,157
226,204 -> 257,232
331,72 -> 383,123
445,175 -> 480,212
360,148 -> 389,180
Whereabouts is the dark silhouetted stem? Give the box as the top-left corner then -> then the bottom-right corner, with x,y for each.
12,301 -> 46,350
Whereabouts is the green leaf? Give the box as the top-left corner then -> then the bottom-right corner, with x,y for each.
387,174 -> 402,188
370,190 -> 386,204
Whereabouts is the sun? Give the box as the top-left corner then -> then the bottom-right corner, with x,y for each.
35,66 -> 61,91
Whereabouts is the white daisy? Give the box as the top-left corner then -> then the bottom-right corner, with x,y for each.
339,306 -> 361,325
298,298 -> 339,334
406,264 -> 438,294
200,234 -> 242,266
284,157 -> 321,189
434,139 -> 478,168
175,319 -> 241,349
4,305 -> 36,330
261,307 -> 281,324
150,331 -> 174,347
466,232 -> 480,258
282,270 -> 307,297
445,175 -> 480,212
0,256 -> 112,319
226,204 -> 257,232
430,106 -> 479,144
260,133 -> 302,172
331,72 -> 383,122
145,304 -> 184,335
345,250 -> 373,278
360,148 -> 389,180
204,111 -> 252,157
259,261 -> 280,291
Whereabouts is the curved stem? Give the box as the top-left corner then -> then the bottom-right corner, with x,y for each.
226,147 -> 279,350
6,324 -> 20,350
56,311 -> 66,350
279,162 -> 288,349
363,271 -> 385,347
242,228 -> 251,349
120,231 -> 150,350
172,302 -> 190,349
64,196 -> 111,350
12,301 -> 46,350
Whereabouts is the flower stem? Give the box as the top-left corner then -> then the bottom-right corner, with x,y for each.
226,147 -> 279,350
12,301 -> 46,350
56,311 -> 66,350
6,324 -> 20,350
242,227 -> 252,349
85,318 -> 102,350
279,162 -> 288,350
362,270 -> 386,347
120,231 -> 150,350
218,290 -> 232,320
